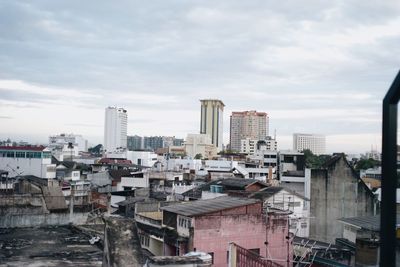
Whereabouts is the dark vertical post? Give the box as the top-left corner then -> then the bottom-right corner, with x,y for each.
380,71 -> 400,267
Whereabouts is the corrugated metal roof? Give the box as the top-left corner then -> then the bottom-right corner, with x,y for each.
338,215 -> 400,232
160,196 -> 260,216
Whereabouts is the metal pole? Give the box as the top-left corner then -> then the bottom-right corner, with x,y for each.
380,71 -> 400,267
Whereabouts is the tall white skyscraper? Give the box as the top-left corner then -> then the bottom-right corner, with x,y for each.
104,107 -> 128,152
293,133 -> 326,155
229,110 -> 269,152
200,99 -> 225,151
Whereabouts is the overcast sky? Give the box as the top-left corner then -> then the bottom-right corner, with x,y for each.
0,1 -> 399,153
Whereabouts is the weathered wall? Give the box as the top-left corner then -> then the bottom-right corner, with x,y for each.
191,210 -> 290,267
309,156 -> 376,243
102,216 -> 143,267
0,212 -> 88,228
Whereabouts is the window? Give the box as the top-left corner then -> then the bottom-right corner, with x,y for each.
0,151 -> 6,157
249,248 -> 260,255
140,234 -> 150,247
6,151 -> 15,158
16,151 -> 25,158
26,152 -> 40,158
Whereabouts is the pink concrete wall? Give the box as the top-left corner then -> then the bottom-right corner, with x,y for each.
193,214 -> 267,266
192,209 -> 291,267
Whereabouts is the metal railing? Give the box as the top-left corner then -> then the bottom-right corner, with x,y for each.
380,70 -> 400,266
229,242 -> 283,267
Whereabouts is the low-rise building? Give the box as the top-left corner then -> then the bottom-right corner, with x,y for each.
251,186 -> 310,238
338,215 -> 400,267
278,150 -> 306,195
240,137 -> 277,154
307,154 -> 377,243
0,146 -> 56,178
160,196 -> 292,267
184,134 -> 217,160
127,151 -> 158,167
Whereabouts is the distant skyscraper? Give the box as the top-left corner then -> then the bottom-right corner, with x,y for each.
104,107 -> 127,152
143,136 -> 164,151
200,99 -> 225,151
293,133 -> 326,155
127,135 -> 143,151
229,110 -> 269,152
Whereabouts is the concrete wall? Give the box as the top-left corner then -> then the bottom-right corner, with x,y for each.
102,216 -> 143,267
87,171 -> 111,187
0,157 -> 54,178
0,212 -> 88,228
118,176 -> 149,191
190,203 -> 290,267
309,156 -> 376,243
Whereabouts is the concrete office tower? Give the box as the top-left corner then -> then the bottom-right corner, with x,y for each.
200,99 -> 225,151
104,107 -> 128,152
293,133 -> 326,155
229,110 -> 269,152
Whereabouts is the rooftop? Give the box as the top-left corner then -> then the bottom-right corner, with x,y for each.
183,178 -> 268,199
161,196 -> 260,217
0,146 -> 46,151
338,215 -> 400,232
250,186 -> 309,201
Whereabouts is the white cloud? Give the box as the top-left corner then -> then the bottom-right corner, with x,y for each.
0,1 -> 398,152
0,79 -> 101,99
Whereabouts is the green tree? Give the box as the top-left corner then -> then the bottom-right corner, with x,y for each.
302,149 -> 330,169
194,153 -> 203,159
88,144 -> 103,156
355,158 -> 380,171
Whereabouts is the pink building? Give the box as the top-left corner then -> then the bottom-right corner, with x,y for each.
161,196 -> 292,267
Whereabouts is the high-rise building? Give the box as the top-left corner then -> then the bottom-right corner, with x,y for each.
293,133 -> 326,155
143,136 -> 164,151
104,107 -> 127,152
200,99 -> 225,151
229,110 -> 269,152
127,135 -> 143,151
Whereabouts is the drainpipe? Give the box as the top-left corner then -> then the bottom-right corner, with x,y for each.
69,184 -> 74,222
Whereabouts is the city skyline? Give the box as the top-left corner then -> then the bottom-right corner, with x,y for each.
1,1 -> 399,153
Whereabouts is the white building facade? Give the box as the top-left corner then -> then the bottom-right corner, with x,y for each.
0,146 -> 56,178
264,188 -> 309,237
200,99 -> 225,151
126,151 -> 158,167
48,133 -> 88,152
230,110 -> 269,152
240,137 -> 277,154
104,107 -> 128,153
293,133 -> 326,155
